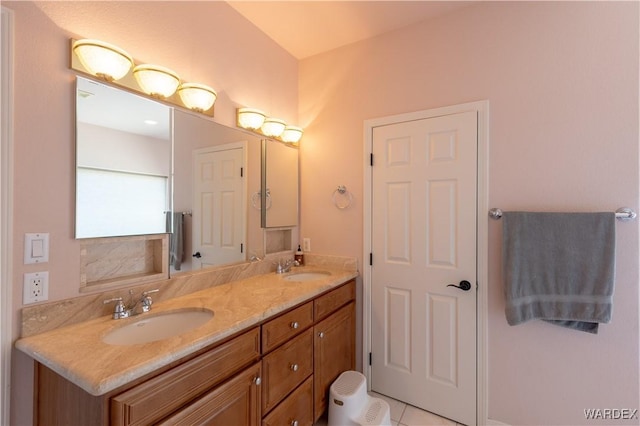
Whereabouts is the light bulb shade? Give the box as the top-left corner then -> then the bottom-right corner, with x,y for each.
237,108 -> 266,130
281,126 -> 303,143
178,83 -> 217,112
72,39 -> 133,81
261,118 -> 286,137
133,64 -> 180,98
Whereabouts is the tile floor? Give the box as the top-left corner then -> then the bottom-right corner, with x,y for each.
315,391 -> 465,426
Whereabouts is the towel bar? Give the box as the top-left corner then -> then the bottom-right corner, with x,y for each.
489,207 -> 636,221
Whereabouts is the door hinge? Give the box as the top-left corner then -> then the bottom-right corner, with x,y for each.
369,352 -> 372,366
370,153 -> 374,166
240,243 -> 244,253
240,167 -> 244,177
369,253 -> 373,266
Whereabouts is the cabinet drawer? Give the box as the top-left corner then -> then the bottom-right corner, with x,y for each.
111,327 -> 260,426
262,302 -> 313,353
314,280 -> 355,321
262,328 -> 313,414
262,376 -> 313,426
158,362 -> 262,426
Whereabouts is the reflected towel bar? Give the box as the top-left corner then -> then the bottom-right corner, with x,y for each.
489,207 -> 637,221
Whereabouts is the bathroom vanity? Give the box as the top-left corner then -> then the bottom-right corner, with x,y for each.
17,271 -> 356,425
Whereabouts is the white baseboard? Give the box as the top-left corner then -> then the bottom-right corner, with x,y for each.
486,420 -> 511,426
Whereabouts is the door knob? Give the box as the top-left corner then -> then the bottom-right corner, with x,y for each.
192,252 -> 202,258
447,280 -> 471,291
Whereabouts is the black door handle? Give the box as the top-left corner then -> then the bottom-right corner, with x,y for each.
447,280 -> 471,291
192,252 -> 202,258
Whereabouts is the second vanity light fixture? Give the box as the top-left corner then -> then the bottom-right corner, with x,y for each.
236,107 -> 304,143
72,39 -> 217,115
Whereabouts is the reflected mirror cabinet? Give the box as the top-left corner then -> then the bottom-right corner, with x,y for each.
75,76 -> 299,288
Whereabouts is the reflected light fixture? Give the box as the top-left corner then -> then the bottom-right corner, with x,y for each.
178,83 -> 217,112
133,64 -> 180,98
281,126 -> 303,144
72,39 -> 133,81
261,117 -> 286,137
237,108 -> 266,130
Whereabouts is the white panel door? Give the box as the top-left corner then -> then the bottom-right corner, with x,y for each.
370,111 -> 477,425
193,145 -> 245,268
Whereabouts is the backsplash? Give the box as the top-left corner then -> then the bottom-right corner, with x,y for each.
20,253 -> 358,338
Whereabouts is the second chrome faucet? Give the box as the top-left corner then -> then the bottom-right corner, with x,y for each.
103,289 -> 159,319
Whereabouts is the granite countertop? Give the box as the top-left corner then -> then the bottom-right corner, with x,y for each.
15,267 -> 358,396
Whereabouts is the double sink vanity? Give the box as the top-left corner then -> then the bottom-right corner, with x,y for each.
17,263 -> 357,425
16,51 -> 357,424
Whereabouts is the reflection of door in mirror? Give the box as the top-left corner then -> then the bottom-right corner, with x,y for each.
173,110 -> 262,273
262,139 -> 299,228
75,77 -> 172,239
192,144 -> 246,269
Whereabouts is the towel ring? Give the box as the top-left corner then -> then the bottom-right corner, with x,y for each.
332,185 -> 353,209
251,189 -> 272,210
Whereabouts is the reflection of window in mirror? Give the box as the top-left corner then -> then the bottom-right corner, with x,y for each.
76,169 -> 168,237
261,139 -> 299,228
75,77 -> 172,238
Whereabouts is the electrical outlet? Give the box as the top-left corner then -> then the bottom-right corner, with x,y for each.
23,271 -> 49,304
303,238 -> 311,252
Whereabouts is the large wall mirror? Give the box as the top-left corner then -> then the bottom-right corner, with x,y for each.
75,77 -> 268,274
261,139 -> 299,228
75,77 -> 172,239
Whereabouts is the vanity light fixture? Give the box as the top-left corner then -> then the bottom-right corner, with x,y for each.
261,117 -> 287,138
71,38 -> 216,117
281,126 -> 303,144
236,107 -> 304,142
178,83 -> 217,112
133,64 -> 181,98
72,39 -> 133,81
237,107 -> 266,130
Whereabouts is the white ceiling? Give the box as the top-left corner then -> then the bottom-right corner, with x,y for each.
227,1 -> 472,59
77,77 -> 172,139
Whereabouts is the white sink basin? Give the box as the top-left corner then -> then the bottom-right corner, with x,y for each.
103,308 -> 214,346
283,271 -> 331,282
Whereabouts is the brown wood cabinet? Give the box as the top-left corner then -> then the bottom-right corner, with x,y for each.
158,363 -> 262,425
313,302 -> 356,421
34,279 -> 355,425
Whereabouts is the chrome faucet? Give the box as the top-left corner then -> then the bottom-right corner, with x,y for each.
104,289 -> 159,319
275,259 -> 294,274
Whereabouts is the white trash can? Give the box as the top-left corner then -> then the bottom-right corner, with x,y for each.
328,371 -> 391,426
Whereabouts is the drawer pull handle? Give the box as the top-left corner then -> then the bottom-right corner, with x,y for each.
291,421 -> 299,426
318,332 -> 325,338
290,363 -> 299,372
290,321 -> 299,329
253,376 -> 261,386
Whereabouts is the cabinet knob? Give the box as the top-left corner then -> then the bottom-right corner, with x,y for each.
291,421 -> 299,426
290,363 -> 299,372
318,332 -> 325,338
253,376 -> 261,386
290,321 -> 299,329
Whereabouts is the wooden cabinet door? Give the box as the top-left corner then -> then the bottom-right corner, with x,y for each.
112,328 -> 260,426
158,363 -> 261,425
313,302 -> 355,421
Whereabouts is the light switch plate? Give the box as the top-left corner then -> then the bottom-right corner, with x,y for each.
24,233 -> 49,264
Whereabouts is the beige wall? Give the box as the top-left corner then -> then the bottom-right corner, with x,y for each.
5,2 -> 298,424
299,2 -> 639,425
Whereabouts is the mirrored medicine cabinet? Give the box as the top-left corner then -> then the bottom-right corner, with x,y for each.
74,76 -> 299,280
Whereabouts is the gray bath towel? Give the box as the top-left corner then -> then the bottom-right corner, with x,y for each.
502,212 -> 616,334
166,212 -> 184,270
